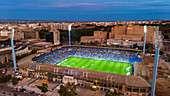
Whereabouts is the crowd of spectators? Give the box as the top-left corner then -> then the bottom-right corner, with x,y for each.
32,46 -> 138,64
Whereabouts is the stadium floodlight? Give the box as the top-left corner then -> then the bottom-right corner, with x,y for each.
11,29 -> 17,73
68,25 -> 71,45
144,25 -> 147,33
151,26 -> 161,96
143,25 -> 147,56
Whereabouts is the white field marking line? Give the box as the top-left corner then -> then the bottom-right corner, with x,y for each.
77,58 -> 89,68
112,62 -> 119,73
84,59 -> 94,68
61,57 -> 79,66
108,62 -> 114,73
121,63 -> 126,74
90,60 -> 101,70
99,60 -> 108,71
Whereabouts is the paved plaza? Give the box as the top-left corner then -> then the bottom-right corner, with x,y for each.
6,77 -> 106,96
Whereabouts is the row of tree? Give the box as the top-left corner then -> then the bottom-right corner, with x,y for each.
37,82 -> 121,96
0,74 -> 18,86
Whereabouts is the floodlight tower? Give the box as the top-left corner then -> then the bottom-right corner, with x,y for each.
11,29 -> 17,73
68,25 -> 71,45
151,26 -> 162,96
143,25 -> 147,56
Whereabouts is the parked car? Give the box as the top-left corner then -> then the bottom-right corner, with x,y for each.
24,89 -> 31,94
20,88 -> 26,92
2,69 -> 7,76
38,93 -> 43,96
13,86 -> 22,91
30,91 -> 35,94
15,75 -> 23,80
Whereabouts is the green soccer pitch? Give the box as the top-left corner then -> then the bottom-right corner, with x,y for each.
57,57 -> 132,75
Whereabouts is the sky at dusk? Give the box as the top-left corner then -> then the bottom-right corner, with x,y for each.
0,0 -> 170,21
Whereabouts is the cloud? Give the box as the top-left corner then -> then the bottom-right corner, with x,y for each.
37,2 -> 136,8
103,2 -> 135,6
76,3 -> 99,6
134,7 -> 159,9
143,1 -> 163,4
55,4 -> 72,7
1,0 -> 169,11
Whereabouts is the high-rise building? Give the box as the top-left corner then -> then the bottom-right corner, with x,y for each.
109,24 -> 156,44
46,30 -> 60,45
53,30 -> 60,45
81,31 -> 107,44
14,31 -> 24,40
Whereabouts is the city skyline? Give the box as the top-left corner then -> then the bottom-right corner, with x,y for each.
0,0 -> 170,21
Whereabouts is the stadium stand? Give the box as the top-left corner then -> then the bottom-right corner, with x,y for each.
32,46 -> 139,65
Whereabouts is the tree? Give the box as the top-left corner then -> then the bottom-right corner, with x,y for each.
90,41 -> 93,45
37,83 -> 48,93
0,75 -> 11,84
105,89 -> 121,96
133,43 -> 138,49
80,42 -> 85,45
160,51 -> 164,55
94,41 -> 98,45
12,77 -> 18,86
166,54 -> 170,60
58,82 -> 78,96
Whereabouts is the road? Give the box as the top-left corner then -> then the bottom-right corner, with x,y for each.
0,84 -> 39,96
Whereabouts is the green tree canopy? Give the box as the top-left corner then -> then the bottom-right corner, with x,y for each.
58,82 -> 78,96
12,77 -> 18,86
105,89 -> 121,96
0,74 -> 11,84
37,83 -> 48,93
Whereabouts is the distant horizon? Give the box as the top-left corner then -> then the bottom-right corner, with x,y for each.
0,18 -> 169,22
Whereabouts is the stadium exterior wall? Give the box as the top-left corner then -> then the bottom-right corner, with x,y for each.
19,62 -> 151,96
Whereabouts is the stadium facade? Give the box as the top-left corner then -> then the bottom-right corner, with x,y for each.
20,46 -> 151,96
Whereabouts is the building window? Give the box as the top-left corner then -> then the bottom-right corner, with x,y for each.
57,32 -> 59,40
112,84 -> 114,88
94,82 -> 97,85
99,83 -> 103,86
104,84 -> 107,87
127,87 -> 131,91
119,86 -> 122,90
108,84 -> 111,87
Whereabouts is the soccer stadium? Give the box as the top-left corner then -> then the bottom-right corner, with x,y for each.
32,46 -> 136,75
28,46 -> 151,95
